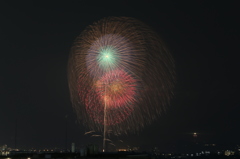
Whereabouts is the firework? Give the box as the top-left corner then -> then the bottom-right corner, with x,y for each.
85,69 -> 137,125
68,17 -> 175,134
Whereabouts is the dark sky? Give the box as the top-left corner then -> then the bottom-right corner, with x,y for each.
1,1 -> 239,151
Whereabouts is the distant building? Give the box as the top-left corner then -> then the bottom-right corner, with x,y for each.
87,144 -> 99,156
71,143 -> 75,153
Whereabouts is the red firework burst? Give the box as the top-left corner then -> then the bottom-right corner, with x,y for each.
84,70 -> 137,125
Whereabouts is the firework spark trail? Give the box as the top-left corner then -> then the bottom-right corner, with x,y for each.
103,85 -> 107,152
68,17 -> 175,150
91,135 -> 102,137
84,130 -> 95,135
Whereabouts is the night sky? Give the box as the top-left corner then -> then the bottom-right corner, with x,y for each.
1,1 -> 239,151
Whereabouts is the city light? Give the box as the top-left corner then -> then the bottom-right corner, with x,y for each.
193,132 -> 197,137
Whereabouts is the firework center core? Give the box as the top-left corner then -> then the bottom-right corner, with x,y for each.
97,46 -> 118,71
